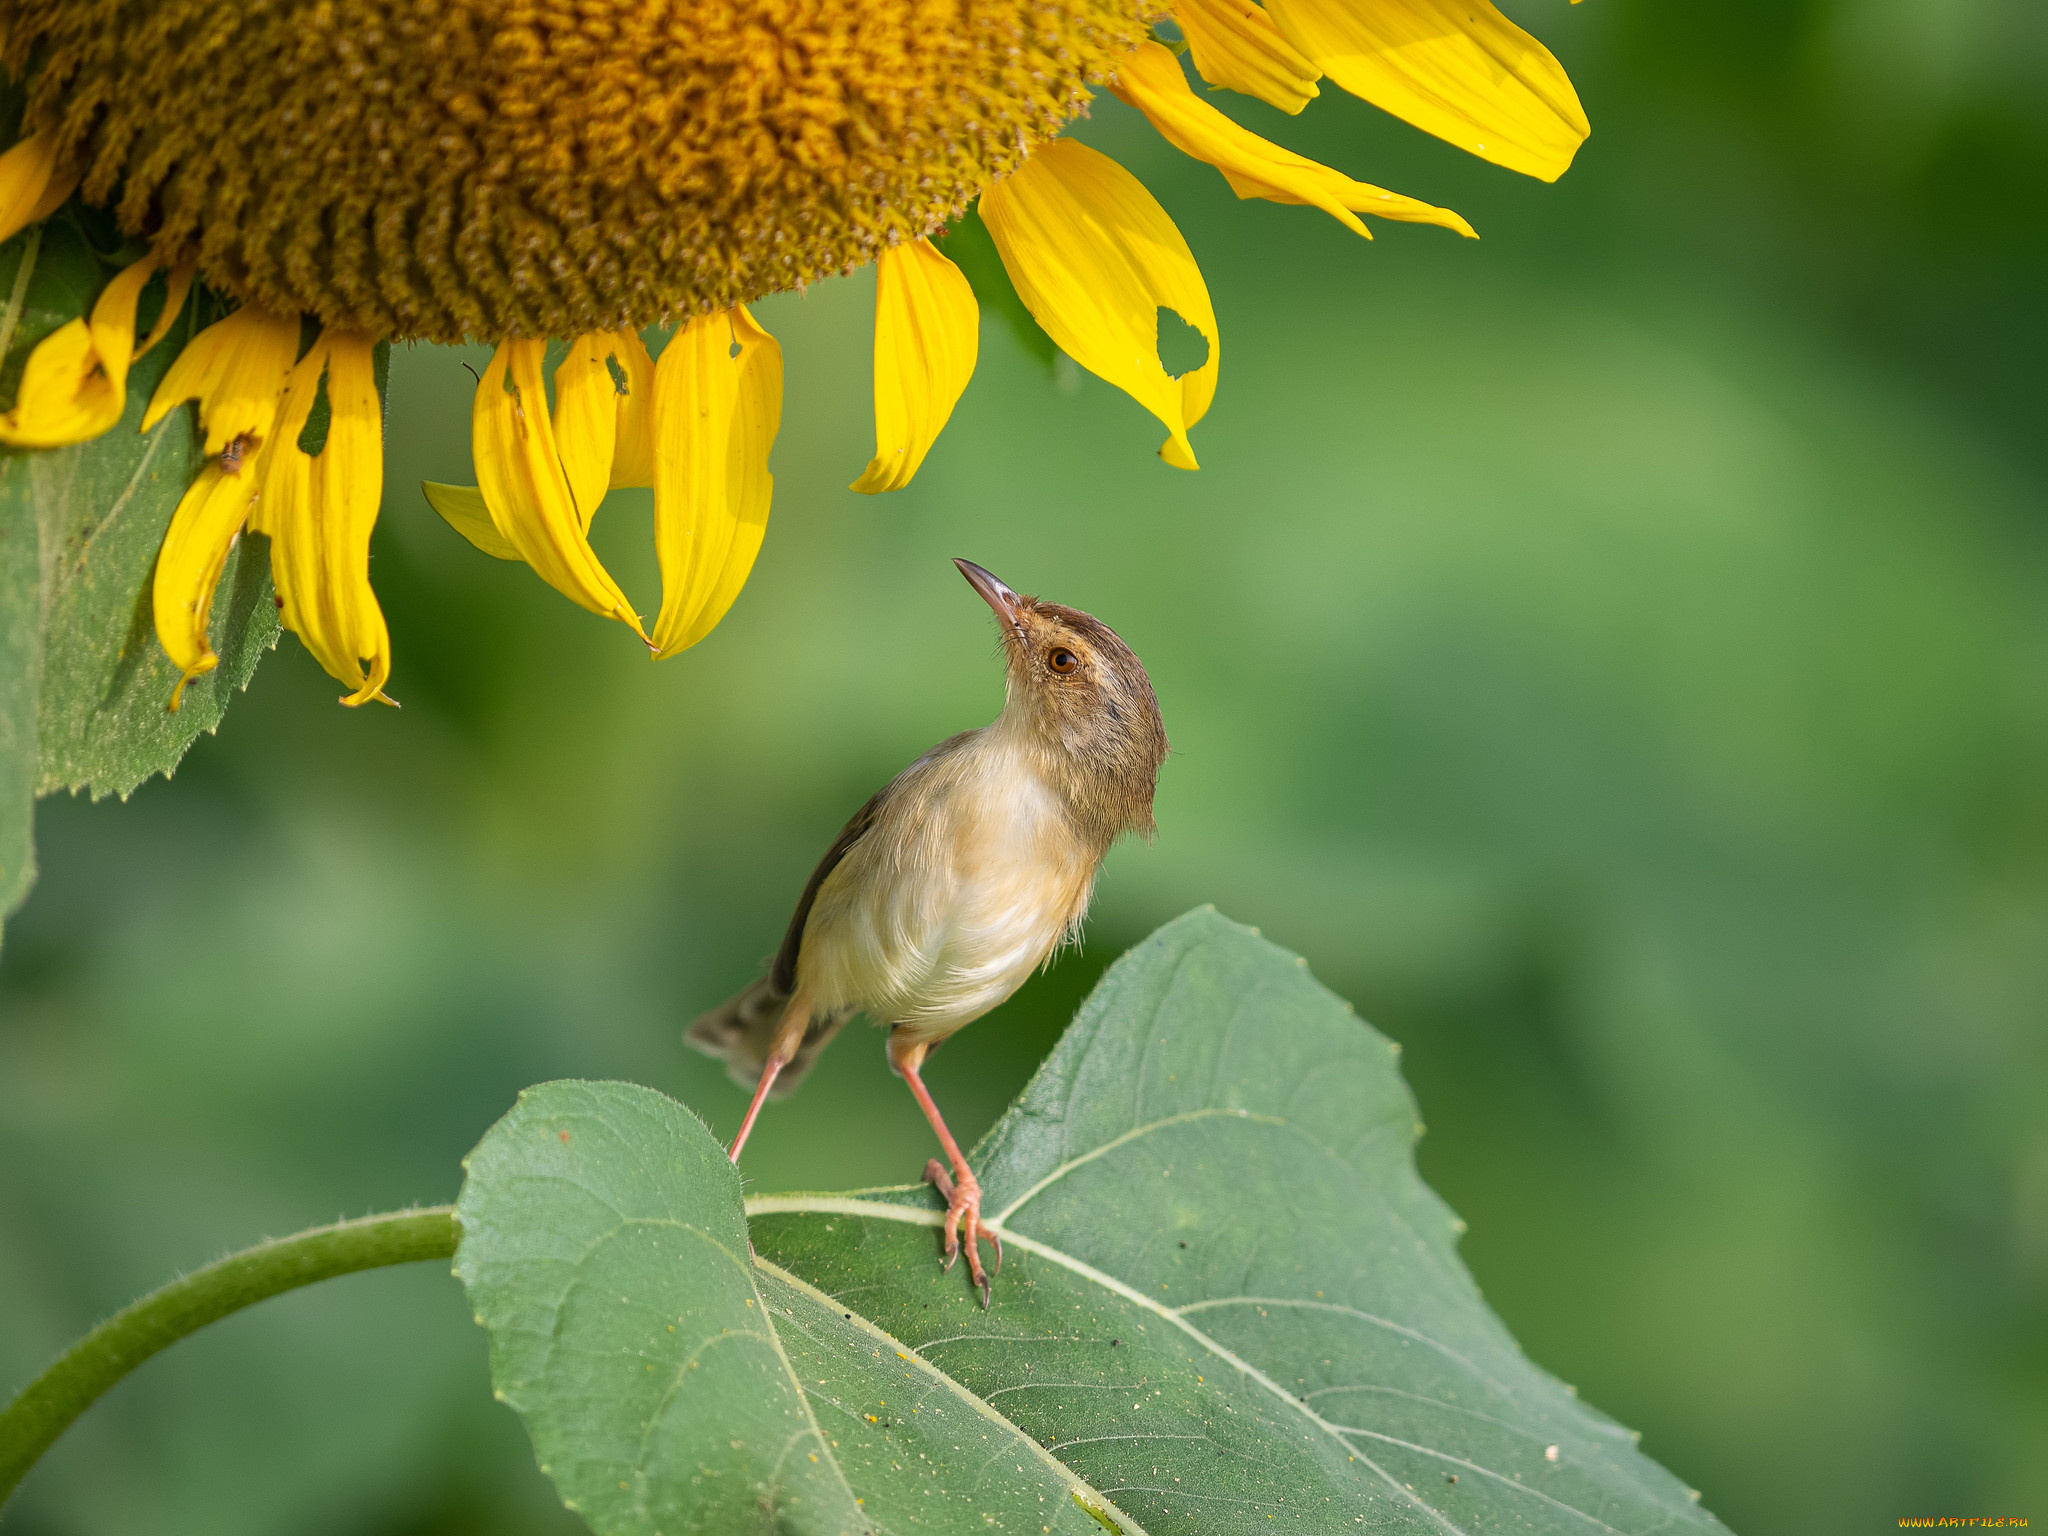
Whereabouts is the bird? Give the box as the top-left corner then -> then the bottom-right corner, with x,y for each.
687,558 -> 1167,1304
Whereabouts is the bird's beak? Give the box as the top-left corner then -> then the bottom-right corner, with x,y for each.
954,558 -> 1027,643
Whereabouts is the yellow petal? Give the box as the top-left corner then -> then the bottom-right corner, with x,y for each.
262,333 -> 393,706
552,334 -> 622,528
142,304 -> 301,454
261,423 -> 325,679
0,255 -> 164,447
0,132 -> 80,245
0,320 -> 99,447
471,337 -> 646,636
25,166 -> 78,226
1263,0 -> 1587,181
546,331 -> 660,513
421,481 -> 522,560
608,330 -> 659,490
1173,0 -> 1322,115
1114,41 -> 1475,240
678,309 -> 781,654
151,461 -> 261,709
979,139 -> 1218,471
133,264 -> 197,362
261,355 -> 355,690
852,239 -> 979,495
315,336 -> 396,707
650,306 -> 783,658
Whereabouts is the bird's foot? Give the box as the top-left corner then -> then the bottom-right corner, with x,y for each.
924,1158 -> 1001,1307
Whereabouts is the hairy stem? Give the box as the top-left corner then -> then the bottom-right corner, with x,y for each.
0,1206 -> 458,1504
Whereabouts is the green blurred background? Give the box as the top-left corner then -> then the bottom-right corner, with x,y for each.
3,0 -> 2045,1531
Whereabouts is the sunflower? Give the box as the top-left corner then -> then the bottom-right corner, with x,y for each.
0,0 -> 1584,707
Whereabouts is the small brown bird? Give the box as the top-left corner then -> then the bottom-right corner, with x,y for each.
688,558 -> 1167,1302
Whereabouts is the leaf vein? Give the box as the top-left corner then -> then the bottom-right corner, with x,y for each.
989,1107 -> 1285,1226
1048,1432 -> 1212,1451
742,1261 -> 871,1529
751,1196 -> 1470,1536
1337,1425 -> 1639,1534
748,1251 -> 1153,1536
1305,1383 -> 1554,1444
1172,1297 -> 1513,1400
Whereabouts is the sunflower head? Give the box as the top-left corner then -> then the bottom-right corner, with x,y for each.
6,0 -> 1145,343
0,0 -> 1586,721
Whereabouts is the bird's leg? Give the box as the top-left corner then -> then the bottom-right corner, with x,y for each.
727,986 -> 813,1164
890,1032 -> 1001,1306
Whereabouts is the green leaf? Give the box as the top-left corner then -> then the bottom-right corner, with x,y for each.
458,910 -> 1725,1535
0,433 -> 38,922
0,213 -> 280,807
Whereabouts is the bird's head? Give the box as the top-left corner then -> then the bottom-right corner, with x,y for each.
954,558 -> 1168,836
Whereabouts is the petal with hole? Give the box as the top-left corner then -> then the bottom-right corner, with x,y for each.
981,140 -> 1218,470
263,334 -> 394,706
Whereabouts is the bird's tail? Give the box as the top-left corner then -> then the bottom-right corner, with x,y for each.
684,976 -> 853,1098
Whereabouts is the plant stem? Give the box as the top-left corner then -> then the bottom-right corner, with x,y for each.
0,1206 -> 458,1505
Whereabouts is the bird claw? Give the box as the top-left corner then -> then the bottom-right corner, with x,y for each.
923,1157 -> 999,1307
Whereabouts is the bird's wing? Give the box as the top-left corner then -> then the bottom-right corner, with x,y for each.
770,789 -> 884,994
769,730 -> 983,995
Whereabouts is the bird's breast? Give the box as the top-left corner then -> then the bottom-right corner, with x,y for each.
797,742 -> 1100,1040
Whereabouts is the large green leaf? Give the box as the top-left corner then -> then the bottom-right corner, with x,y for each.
457,909 -> 1725,1535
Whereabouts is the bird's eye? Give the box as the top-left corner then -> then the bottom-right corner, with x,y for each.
1047,647 -> 1080,675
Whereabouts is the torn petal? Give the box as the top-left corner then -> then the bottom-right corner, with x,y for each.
260,372 -> 350,687
980,139 -> 1218,470
852,239 -> 978,495
262,334 -> 395,704
1114,41 -> 1475,240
